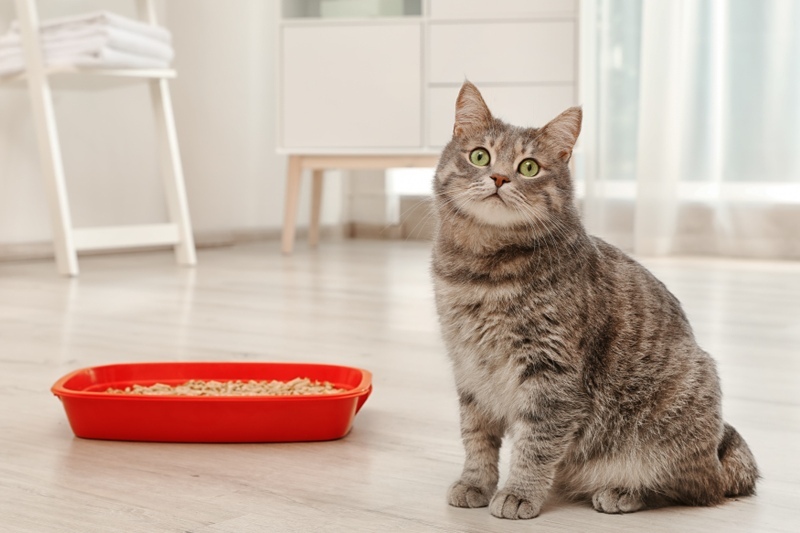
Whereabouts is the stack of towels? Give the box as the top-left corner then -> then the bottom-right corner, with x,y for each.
0,11 -> 174,78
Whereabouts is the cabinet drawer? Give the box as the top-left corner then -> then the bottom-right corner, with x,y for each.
428,85 -> 576,147
430,0 -> 577,20
428,21 -> 575,84
281,24 -> 421,149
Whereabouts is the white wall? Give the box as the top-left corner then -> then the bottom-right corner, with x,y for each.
165,0 -> 343,238
0,0 -> 343,255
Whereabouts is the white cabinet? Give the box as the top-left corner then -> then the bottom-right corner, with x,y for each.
428,22 -> 576,84
281,23 -> 421,149
276,1 -> 579,153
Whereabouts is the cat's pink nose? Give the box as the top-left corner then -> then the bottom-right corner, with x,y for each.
492,174 -> 510,188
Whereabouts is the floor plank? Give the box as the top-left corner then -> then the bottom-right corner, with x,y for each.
0,240 -> 798,532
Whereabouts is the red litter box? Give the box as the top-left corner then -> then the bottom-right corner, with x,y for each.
51,362 -> 372,443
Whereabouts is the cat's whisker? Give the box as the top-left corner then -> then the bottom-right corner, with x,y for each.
390,188 -> 468,239
404,211 -> 434,241
398,196 -> 439,241
504,198 -> 556,273
511,197 -> 582,266
513,200 -> 560,267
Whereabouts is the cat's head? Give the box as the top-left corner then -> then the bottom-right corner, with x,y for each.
434,81 -> 582,232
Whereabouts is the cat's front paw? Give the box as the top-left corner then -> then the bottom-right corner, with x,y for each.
447,480 -> 493,508
489,488 -> 541,520
591,488 -> 645,514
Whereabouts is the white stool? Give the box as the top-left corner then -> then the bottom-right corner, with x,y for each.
5,0 -> 196,276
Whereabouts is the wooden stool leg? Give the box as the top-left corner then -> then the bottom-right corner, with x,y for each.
281,156 -> 303,254
309,169 -> 324,247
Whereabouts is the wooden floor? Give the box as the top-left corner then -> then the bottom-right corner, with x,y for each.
1,239 -> 799,532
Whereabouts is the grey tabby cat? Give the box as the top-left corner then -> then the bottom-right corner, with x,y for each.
431,81 -> 759,519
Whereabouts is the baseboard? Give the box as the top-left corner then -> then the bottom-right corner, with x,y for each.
0,225 -> 348,263
346,196 -> 435,241
0,199 -> 436,263
0,241 -> 56,262
346,222 -> 403,240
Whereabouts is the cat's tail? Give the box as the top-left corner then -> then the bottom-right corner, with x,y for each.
718,422 -> 759,497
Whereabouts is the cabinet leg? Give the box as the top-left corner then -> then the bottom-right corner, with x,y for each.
281,156 -> 303,254
309,169 -> 324,247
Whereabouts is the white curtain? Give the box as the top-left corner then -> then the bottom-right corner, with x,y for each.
580,0 -> 800,259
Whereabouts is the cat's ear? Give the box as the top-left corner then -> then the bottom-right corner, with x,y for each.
540,106 -> 582,162
453,81 -> 493,138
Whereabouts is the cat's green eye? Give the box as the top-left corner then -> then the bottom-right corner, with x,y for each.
518,159 -> 540,178
469,148 -> 490,167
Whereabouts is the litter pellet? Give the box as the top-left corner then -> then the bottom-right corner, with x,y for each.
105,378 -> 347,396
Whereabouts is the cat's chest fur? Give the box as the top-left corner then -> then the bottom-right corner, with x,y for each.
433,258 -> 580,422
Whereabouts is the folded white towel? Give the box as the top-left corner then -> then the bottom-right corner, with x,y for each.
0,48 -> 170,76
0,11 -> 174,78
0,26 -> 174,63
3,10 -> 171,45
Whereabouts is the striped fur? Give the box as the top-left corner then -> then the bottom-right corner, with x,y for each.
432,82 -> 759,520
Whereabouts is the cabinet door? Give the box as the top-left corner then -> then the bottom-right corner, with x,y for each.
428,85 -> 576,147
281,23 -> 421,150
428,21 -> 575,84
